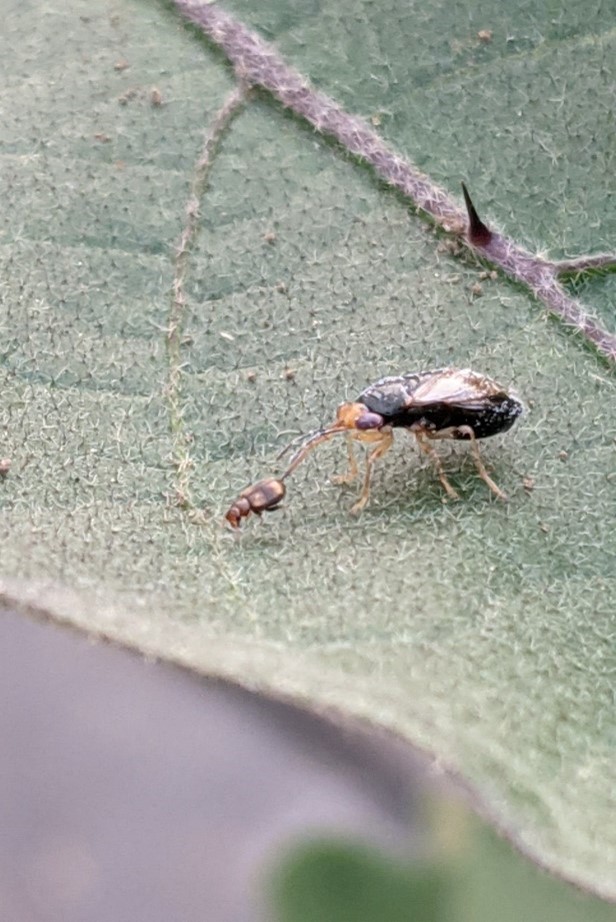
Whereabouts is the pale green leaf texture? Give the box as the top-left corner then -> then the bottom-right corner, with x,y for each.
1,0 -> 615,899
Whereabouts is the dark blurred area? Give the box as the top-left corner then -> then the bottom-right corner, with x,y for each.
0,607 -> 613,922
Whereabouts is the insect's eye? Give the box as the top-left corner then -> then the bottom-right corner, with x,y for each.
356,411 -> 384,430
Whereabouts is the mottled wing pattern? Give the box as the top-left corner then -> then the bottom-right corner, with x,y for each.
357,370 -> 433,415
404,368 -> 505,408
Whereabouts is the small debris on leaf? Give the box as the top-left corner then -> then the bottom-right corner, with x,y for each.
118,87 -> 138,105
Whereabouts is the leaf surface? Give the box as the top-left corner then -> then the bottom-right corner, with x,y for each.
1,0 -> 615,897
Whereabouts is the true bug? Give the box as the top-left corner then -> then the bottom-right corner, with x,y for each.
224,367 -> 523,527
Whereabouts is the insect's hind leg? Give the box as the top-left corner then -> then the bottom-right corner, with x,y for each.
350,429 -> 394,515
412,429 -> 460,500
456,425 -> 508,502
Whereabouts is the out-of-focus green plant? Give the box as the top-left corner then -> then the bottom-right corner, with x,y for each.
270,815 -> 616,922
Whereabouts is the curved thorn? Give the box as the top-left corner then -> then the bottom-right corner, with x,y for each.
461,182 -> 492,247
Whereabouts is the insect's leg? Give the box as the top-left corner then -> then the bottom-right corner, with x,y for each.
350,429 -> 394,515
331,434 -> 360,485
457,425 -> 508,501
413,430 -> 460,500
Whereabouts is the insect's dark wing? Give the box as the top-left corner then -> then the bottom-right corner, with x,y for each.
406,368 -> 505,409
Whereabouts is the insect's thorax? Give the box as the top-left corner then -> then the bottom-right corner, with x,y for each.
357,369 -> 523,439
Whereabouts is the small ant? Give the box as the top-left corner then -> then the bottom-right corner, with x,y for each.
224,367 -> 523,528
224,477 -> 286,529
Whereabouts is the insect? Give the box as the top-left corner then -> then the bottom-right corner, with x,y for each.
224,477 -> 286,528
224,367 -> 523,527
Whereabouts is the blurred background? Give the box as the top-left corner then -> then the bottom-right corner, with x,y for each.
1,608 -> 613,922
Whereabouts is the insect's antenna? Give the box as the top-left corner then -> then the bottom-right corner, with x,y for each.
276,427 -> 323,462
280,425 -> 346,481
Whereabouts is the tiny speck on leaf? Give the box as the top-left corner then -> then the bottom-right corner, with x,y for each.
438,239 -> 463,257
118,88 -> 138,105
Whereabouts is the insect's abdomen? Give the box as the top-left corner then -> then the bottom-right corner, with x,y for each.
361,395 -> 523,439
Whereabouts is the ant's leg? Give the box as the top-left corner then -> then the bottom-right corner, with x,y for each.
331,434 -> 360,485
350,429 -> 394,515
456,425 -> 508,501
413,430 -> 460,500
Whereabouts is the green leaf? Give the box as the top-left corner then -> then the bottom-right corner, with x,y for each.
1,0 -> 614,900
272,840 -> 448,922
270,821 -> 616,922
